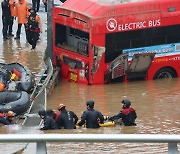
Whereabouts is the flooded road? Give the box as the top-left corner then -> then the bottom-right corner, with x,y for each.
0,2 -> 180,154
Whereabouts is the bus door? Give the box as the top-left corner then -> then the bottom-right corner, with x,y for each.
127,53 -> 155,80
91,45 -> 105,82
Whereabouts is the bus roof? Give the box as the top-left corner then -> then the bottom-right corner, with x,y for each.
57,0 -> 179,19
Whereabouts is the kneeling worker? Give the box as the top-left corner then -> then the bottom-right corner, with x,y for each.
38,109 -> 57,130
109,99 -> 137,126
77,100 -> 104,128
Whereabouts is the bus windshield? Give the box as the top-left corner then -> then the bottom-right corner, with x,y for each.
55,23 -> 89,56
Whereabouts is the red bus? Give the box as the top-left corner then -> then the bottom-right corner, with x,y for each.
52,0 -> 180,84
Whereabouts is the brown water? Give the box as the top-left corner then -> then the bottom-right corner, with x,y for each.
0,5 -> 180,154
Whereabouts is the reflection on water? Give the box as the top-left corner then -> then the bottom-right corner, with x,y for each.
47,79 -> 180,135
0,79 -> 180,153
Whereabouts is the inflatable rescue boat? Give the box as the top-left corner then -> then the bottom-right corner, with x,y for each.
0,91 -> 30,115
0,63 -> 35,93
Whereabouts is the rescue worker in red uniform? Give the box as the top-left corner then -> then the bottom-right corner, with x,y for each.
26,8 -> 42,50
56,104 -> 78,129
109,99 -> 137,126
77,100 -> 104,128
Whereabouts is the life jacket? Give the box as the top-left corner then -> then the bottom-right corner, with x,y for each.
55,111 -> 61,123
26,13 -> 40,32
121,107 -> 137,126
0,113 -> 5,117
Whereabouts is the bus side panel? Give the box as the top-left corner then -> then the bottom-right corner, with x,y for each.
147,54 -> 180,80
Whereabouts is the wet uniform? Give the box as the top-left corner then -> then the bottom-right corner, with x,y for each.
0,113 -> 10,125
32,0 -> 40,12
111,107 -> 137,126
41,115 -> 57,130
26,11 -> 40,49
57,109 -> 78,129
1,0 -> 11,40
78,109 -> 104,128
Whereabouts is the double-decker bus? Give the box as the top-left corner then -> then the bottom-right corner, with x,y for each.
52,0 -> 180,84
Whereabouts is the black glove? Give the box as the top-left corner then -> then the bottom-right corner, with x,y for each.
108,117 -> 114,121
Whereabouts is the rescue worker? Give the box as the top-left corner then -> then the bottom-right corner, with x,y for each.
77,100 -> 104,128
14,0 -> 30,39
6,110 -> 16,124
26,8 -> 42,50
56,104 -> 78,129
38,109 -> 57,130
9,0 -> 16,37
0,109 -> 10,125
1,0 -> 11,41
109,99 -> 137,126
47,109 -> 61,124
32,0 -> 40,12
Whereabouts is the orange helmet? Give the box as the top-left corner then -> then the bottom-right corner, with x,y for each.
7,111 -> 16,117
0,82 -> 5,91
57,104 -> 65,110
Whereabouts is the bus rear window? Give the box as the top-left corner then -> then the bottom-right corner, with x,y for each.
55,23 -> 89,56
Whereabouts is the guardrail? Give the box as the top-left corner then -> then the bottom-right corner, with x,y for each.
0,134 -> 179,154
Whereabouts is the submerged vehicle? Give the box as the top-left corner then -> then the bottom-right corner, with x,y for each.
52,0 -> 180,84
0,63 -> 35,93
0,91 -> 30,115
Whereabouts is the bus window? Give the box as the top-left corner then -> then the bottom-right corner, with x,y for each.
55,23 -> 89,56
105,24 -> 180,63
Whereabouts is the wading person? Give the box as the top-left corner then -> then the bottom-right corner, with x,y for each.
6,111 -> 16,124
26,8 -> 42,50
57,104 -> 78,129
1,0 -> 11,41
14,0 -> 30,39
77,100 -> 104,128
109,99 -> 137,126
0,109 -> 10,125
38,109 -> 57,130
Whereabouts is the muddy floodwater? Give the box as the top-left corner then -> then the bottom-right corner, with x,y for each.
0,2 -> 180,154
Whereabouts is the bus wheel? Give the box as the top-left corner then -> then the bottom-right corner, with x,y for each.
153,68 -> 177,80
